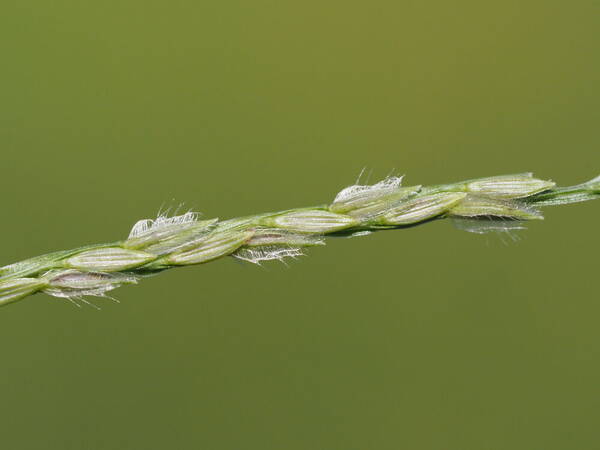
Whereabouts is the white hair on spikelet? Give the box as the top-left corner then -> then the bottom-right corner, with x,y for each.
233,246 -> 304,265
333,175 -> 404,206
129,211 -> 200,239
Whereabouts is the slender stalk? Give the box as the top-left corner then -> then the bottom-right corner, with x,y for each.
1,173 -> 598,307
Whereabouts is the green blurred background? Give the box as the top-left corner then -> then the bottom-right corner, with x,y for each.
1,1 -> 599,449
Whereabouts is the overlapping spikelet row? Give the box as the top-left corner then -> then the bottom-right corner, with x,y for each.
1,173 -> 598,307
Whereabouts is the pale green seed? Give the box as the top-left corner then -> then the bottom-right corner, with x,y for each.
44,270 -> 137,290
66,248 -> 156,272
168,231 -> 253,265
125,219 -> 217,250
0,278 -> 47,306
267,210 -> 358,233
330,181 -> 421,215
466,174 -> 555,199
450,196 -> 543,220
382,193 -> 467,225
245,229 -> 324,248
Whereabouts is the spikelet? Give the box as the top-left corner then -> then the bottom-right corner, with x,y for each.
42,270 -> 138,299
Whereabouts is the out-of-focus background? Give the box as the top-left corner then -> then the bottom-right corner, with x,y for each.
1,1 -> 598,449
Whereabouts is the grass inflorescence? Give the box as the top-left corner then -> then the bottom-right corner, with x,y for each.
1,172 -> 598,308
